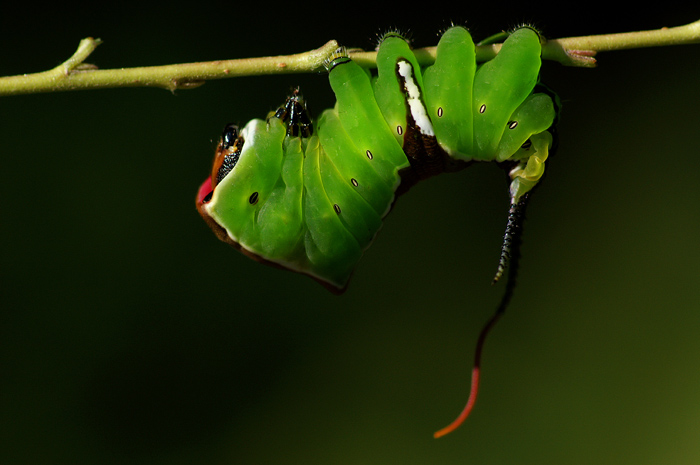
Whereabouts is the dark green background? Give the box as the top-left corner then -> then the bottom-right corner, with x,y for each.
2,4 -> 699,464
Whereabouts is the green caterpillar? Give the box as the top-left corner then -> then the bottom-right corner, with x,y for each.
196,24 -> 558,437
196,25 -> 557,292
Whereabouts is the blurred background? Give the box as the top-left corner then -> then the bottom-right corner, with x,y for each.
2,3 -> 699,464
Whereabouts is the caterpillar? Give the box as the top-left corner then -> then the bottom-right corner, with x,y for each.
196,25 -> 558,436
197,25 -> 557,292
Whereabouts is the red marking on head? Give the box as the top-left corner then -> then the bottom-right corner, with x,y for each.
196,176 -> 213,206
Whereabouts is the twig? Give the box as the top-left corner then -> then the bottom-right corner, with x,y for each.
0,39 -> 340,96
0,19 -> 698,96
544,18 -> 700,66
353,19 -> 700,68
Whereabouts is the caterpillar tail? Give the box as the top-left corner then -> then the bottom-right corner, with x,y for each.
434,194 -> 528,438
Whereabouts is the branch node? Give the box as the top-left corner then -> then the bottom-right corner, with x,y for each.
542,40 -> 598,67
54,37 -> 103,79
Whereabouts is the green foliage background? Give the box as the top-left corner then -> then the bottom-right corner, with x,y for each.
1,4 -> 699,464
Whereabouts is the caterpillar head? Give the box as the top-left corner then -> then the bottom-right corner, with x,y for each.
196,122 -> 244,211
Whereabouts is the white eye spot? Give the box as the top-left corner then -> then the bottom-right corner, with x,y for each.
333,204 -> 341,215
351,178 -> 359,187
396,125 -> 403,135
366,150 -> 373,160
437,107 -> 443,117
508,121 -> 518,129
479,104 -> 486,114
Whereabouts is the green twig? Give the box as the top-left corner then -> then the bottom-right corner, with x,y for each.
354,19 -> 700,68
1,19 -> 698,97
0,39 -> 340,96
544,18 -> 700,66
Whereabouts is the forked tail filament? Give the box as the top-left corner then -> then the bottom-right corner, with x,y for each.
434,193 -> 528,438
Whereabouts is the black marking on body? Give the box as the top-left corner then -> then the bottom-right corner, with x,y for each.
215,124 -> 245,186
249,192 -> 259,205
274,87 -> 313,137
326,56 -> 352,72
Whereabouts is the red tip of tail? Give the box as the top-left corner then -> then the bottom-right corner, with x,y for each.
433,366 -> 481,438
